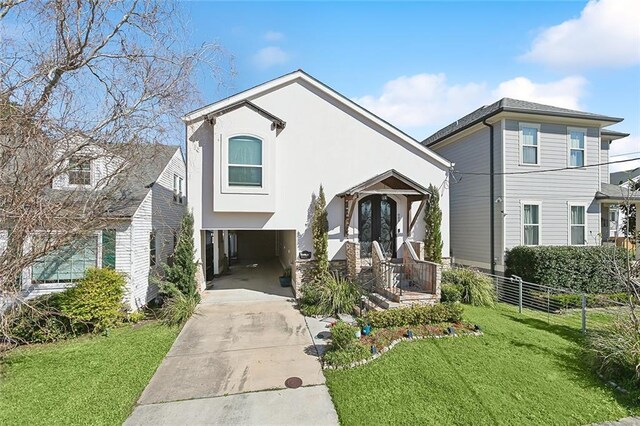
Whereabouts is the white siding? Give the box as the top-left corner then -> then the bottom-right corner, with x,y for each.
128,148 -> 186,309
601,139 -> 609,184
503,120 -> 601,249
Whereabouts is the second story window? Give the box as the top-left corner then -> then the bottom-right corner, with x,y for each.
520,124 -> 539,165
173,174 -> 184,204
568,128 -> 586,167
68,156 -> 91,186
149,231 -> 157,267
228,136 -> 262,187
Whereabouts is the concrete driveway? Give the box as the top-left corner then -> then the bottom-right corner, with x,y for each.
126,260 -> 338,426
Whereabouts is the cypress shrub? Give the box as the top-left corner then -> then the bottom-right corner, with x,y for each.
424,183 -> 443,263
312,185 -> 329,282
505,246 -> 629,293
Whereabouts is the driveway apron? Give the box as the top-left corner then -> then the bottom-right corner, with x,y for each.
126,260 -> 338,426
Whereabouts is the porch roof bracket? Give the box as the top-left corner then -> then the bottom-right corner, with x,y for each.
344,194 -> 358,237
408,196 -> 429,235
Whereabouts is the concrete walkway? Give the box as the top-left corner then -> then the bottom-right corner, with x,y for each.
126,260 -> 338,426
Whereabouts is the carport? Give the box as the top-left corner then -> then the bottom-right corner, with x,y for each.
203,229 -> 297,288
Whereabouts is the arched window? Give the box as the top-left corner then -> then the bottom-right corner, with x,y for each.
228,136 -> 262,187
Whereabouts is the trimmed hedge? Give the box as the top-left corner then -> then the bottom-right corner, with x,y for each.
358,303 -> 463,329
505,246 -> 629,293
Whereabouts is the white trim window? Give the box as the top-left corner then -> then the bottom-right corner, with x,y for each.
149,231 -> 157,267
68,156 -> 92,186
228,136 -> 263,187
519,123 -> 540,165
568,127 -> 586,167
173,174 -> 184,204
569,204 -> 587,245
31,235 -> 99,283
522,202 -> 541,245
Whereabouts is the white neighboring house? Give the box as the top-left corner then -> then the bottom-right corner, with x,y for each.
423,99 -> 632,273
2,143 -> 186,310
605,167 -> 640,239
184,70 -> 452,300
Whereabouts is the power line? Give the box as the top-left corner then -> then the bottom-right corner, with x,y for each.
453,157 -> 640,177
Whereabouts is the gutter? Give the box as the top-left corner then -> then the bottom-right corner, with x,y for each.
483,119 -> 496,275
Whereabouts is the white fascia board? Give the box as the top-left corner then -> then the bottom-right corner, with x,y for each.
183,70 -> 452,169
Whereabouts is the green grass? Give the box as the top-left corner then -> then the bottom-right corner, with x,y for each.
0,322 -> 178,426
325,304 -> 638,425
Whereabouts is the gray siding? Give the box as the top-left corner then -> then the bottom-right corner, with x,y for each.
600,139 -> 609,183
434,125 -> 502,270
503,120 -> 601,249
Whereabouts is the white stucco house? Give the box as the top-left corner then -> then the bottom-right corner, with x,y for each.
423,99 -> 632,273
2,143 -> 186,310
184,70 -> 451,302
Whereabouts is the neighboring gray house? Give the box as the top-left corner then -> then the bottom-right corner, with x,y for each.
600,166 -> 640,239
423,98 -> 630,273
2,143 -> 186,310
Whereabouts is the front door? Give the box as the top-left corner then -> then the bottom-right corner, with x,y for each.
358,195 -> 397,257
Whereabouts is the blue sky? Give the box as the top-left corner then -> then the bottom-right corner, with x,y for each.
192,1 -> 639,170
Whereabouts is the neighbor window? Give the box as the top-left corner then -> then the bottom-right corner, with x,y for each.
102,230 -> 116,269
149,231 -> 157,267
173,174 -> 184,204
522,203 -> 540,245
609,206 -> 618,223
228,136 -> 262,187
32,236 -> 98,283
68,156 -> 91,186
520,124 -> 539,165
570,205 -> 586,245
568,128 -> 586,167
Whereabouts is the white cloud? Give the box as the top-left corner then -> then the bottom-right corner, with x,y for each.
492,76 -> 587,110
521,0 -> 640,69
609,135 -> 640,173
252,46 -> 289,69
354,73 -> 588,136
264,31 -> 284,42
354,73 -> 487,129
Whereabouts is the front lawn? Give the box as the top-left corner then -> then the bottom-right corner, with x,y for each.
0,322 -> 178,426
325,304 -> 638,425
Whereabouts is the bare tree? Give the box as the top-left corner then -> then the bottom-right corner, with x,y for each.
0,1 -> 231,304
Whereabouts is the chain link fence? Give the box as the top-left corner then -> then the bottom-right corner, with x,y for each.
476,271 -> 628,334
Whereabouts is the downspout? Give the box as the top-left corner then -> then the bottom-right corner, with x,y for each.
483,119 -> 496,275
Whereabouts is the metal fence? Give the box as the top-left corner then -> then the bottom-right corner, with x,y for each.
477,271 -> 628,334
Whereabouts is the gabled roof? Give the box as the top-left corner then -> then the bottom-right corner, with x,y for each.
337,169 -> 430,197
45,143 -> 181,218
610,168 -> 640,186
205,100 -> 286,130
423,98 -> 624,147
596,182 -> 640,202
183,69 -> 451,169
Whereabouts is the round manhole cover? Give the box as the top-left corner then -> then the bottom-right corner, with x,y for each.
284,377 -> 303,389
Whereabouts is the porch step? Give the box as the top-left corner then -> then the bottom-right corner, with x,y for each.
362,298 -> 383,312
368,291 -> 402,310
376,286 -> 401,303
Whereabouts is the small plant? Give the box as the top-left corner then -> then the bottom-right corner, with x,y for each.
126,311 -> 146,323
323,343 -> 369,367
424,183 -> 443,263
441,284 -> 462,303
318,274 -> 361,317
160,292 -> 201,326
58,267 -> 127,331
6,293 -> 75,344
442,268 -> 495,307
162,212 -> 198,297
299,282 -> 326,316
331,321 -> 358,350
588,316 -> 640,388
312,185 -> 330,282
359,303 -> 463,329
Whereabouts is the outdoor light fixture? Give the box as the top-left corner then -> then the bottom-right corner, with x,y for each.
474,324 -> 481,332
406,330 -> 414,339
371,345 -> 377,354
447,326 -> 456,335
